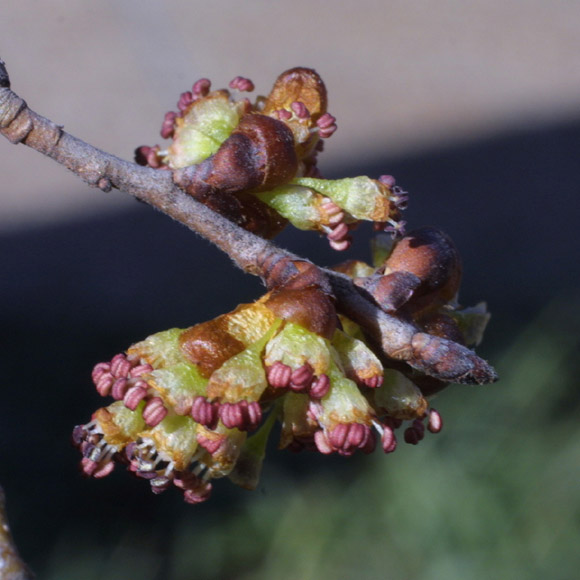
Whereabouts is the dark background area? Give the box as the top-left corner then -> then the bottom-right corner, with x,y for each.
2,115 -> 579,578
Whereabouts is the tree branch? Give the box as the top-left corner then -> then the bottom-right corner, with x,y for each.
0,59 -> 497,385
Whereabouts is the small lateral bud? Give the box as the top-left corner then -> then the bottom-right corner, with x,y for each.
382,226 -> 462,315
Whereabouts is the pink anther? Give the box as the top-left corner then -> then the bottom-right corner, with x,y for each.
160,111 -> 177,139
111,377 -> 129,400
290,363 -> 314,391
427,408 -> 443,433
309,374 -> 330,399
267,361 -> 292,388
229,76 -> 255,92
143,397 -> 167,427
290,101 -> 310,119
123,385 -> 148,410
192,78 -> 211,98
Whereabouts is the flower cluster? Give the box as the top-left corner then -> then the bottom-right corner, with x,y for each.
73,229 -> 491,504
135,67 -> 407,248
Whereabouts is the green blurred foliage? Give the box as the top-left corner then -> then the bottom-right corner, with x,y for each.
43,300 -> 580,580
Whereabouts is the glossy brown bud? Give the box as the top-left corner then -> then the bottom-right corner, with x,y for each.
179,317 -> 245,378
173,113 -> 298,197
381,227 -> 462,315
264,287 -> 337,339
172,113 -> 297,238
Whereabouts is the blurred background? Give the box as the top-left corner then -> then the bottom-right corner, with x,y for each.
1,1 -> 579,579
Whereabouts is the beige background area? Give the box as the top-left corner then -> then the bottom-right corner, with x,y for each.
1,0 -> 579,229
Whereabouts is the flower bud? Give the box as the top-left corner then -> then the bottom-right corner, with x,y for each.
73,220 -> 492,502
371,370 -> 428,420
136,68 -> 408,247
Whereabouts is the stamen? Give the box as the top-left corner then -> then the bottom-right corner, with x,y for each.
219,402 -> 243,429
218,400 -> 262,431
309,374 -> 330,399
191,396 -> 219,430
160,111 -> 177,139
273,109 -> 292,122
316,113 -> 337,138
150,476 -> 171,494
373,420 -> 397,453
229,76 -> 255,92
313,430 -> 333,454
384,219 -> 406,239
124,385 -> 148,411
427,408 -> 443,433
391,186 -> 409,210
246,401 -> 262,430
91,362 -> 111,384
111,378 -> 129,400
192,78 -> 211,98
93,460 -> 115,479
197,433 -> 225,455
80,457 -> 98,477
266,361 -> 292,388
329,238 -> 352,251
95,374 -> 114,397
319,198 -> 345,226
403,421 -> 425,445
130,363 -> 153,377
290,101 -> 310,119
290,363 -> 314,391
378,175 -> 397,188
110,353 -> 133,379
326,222 -> 348,241
328,423 -> 349,449
361,430 -> 377,454
142,397 -> 168,427
135,145 -> 163,168
362,375 -> 384,388
183,484 -> 212,504
177,91 -> 193,112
